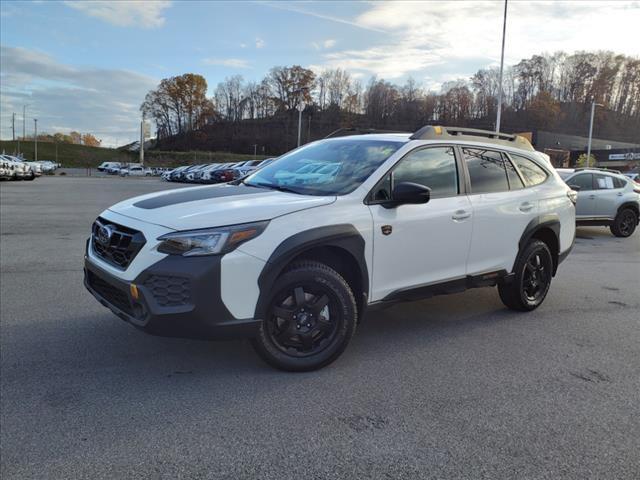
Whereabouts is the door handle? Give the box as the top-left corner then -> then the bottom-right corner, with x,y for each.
588,194 -> 596,199
452,210 -> 471,221
617,192 -> 623,196
519,202 -> 534,212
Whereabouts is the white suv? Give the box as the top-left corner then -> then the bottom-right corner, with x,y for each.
558,168 -> 639,237
84,126 -> 576,371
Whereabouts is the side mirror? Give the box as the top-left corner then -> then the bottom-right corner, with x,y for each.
384,182 -> 431,207
568,184 -> 581,191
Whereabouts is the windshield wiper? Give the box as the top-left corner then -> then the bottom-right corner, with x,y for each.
245,181 -> 304,195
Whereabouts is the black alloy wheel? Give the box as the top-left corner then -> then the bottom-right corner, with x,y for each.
498,239 -> 553,311
611,208 -> 637,238
251,261 -> 357,371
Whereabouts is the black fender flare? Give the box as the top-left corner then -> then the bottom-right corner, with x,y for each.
253,224 -> 368,320
517,214 -> 561,273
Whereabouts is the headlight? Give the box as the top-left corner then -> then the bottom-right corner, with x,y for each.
157,221 -> 269,257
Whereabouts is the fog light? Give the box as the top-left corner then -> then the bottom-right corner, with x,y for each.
130,283 -> 139,300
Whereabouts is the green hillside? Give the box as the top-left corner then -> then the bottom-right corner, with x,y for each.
0,141 -> 266,168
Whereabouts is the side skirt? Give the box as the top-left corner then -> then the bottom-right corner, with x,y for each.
368,270 -> 511,311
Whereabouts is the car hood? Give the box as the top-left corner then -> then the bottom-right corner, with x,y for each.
108,183 -> 336,231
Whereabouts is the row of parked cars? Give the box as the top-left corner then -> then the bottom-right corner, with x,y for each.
162,159 -> 274,183
0,154 -> 59,181
97,162 -> 171,177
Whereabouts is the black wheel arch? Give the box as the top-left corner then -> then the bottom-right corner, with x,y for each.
254,224 -> 369,321
518,215 -> 561,276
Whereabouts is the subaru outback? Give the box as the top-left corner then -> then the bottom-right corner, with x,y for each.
85,126 -> 576,371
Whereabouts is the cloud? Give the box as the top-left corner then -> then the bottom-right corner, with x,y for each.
64,0 -> 171,29
255,37 -> 265,49
259,1 -> 385,33
313,1 -> 640,82
312,39 -> 337,51
203,58 -> 251,69
0,45 -> 157,147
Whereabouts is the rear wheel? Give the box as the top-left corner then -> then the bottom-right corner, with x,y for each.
251,261 -> 357,371
610,208 -> 637,238
499,239 -> 553,311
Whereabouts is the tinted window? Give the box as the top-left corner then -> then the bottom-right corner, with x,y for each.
511,154 -> 548,186
392,147 -> 458,198
613,177 -> 626,189
245,138 -> 403,196
569,173 -> 593,191
594,174 -> 616,190
504,158 -> 525,190
463,148 -> 509,194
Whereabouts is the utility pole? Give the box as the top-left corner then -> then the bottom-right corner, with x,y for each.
252,144 -> 257,160
12,113 -> 15,140
139,119 -> 145,166
495,0 -> 508,134
34,118 -> 38,161
22,104 -> 28,140
586,97 -> 603,169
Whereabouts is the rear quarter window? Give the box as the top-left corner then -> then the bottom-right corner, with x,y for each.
510,154 -> 548,186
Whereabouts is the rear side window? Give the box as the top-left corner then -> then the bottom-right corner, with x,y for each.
569,173 -> 593,191
463,148 -> 509,194
612,177 -> 626,189
510,154 -> 548,186
594,174 -> 615,190
504,158 -> 525,190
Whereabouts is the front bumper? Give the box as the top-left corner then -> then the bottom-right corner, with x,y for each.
84,243 -> 261,340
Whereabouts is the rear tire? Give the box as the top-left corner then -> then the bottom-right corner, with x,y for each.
251,260 -> 357,372
499,239 -> 553,312
610,208 -> 637,238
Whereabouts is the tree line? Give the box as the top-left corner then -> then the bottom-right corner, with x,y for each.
17,131 -> 101,147
141,50 -> 640,154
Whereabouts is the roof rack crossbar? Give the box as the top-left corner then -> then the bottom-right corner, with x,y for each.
409,125 -> 535,152
574,167 -> 622,174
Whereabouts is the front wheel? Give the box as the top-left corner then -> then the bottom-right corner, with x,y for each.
251,261 -> 357,371
610,208 -> 637,238
498,239 -> 553,312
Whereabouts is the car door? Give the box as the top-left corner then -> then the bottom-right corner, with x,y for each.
462,148 -> 539,275
567,173 -> 596,218
593,173 -> 622,218
367,145 -> 473,301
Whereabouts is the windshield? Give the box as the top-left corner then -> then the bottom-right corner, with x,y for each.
244,138 -> 403,195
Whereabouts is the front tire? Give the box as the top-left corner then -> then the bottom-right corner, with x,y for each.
251,261 -> 357,371
498,239 -> 553,312
610,208 -> 637,238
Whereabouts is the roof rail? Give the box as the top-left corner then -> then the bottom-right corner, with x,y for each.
409,125 -> 535,152
574,167 -> 622,174
324,127 -> 406,139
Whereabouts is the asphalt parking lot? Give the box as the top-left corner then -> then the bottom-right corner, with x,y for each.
1,176 -> 639,479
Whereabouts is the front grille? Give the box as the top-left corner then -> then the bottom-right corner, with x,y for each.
91,217 -> 145,270
144,275 -> 191,307
87,270 -> 133,315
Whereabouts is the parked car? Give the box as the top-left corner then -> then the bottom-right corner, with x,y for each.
0,158 -> 17,180
199,163 -> 235,183
36,160 -> 58,173
1,155 -> 33,180
623,172 -> 639,183
185,164 -> 211,182
561,167 -> 640,237
98,162 -> 122,172
85,126 -> 576,371
120,165 -> 152,176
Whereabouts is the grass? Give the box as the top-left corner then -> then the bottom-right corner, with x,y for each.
0,141 -> 267,168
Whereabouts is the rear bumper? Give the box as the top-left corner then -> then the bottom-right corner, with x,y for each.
84,244 -> 261,340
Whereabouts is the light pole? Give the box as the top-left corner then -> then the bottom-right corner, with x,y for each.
34,118 -> 38,161
586,97 -> 604,168
495,0 -> 508,134
22,104 -> 29,141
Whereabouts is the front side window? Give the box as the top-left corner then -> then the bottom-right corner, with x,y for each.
568,173 -> 593,191
510,154 -> 548,186
391,147 -> 458,198
463,148 -> 509,194
244,138 -> 403,196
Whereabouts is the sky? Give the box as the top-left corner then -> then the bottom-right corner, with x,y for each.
1,0 -> 639,147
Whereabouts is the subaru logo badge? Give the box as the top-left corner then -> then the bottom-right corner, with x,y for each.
97,224 -> 115,245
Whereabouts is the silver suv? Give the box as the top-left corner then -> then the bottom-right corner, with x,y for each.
559,168 -> 640,237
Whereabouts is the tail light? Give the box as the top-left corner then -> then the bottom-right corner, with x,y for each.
567,190 -> 578,205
